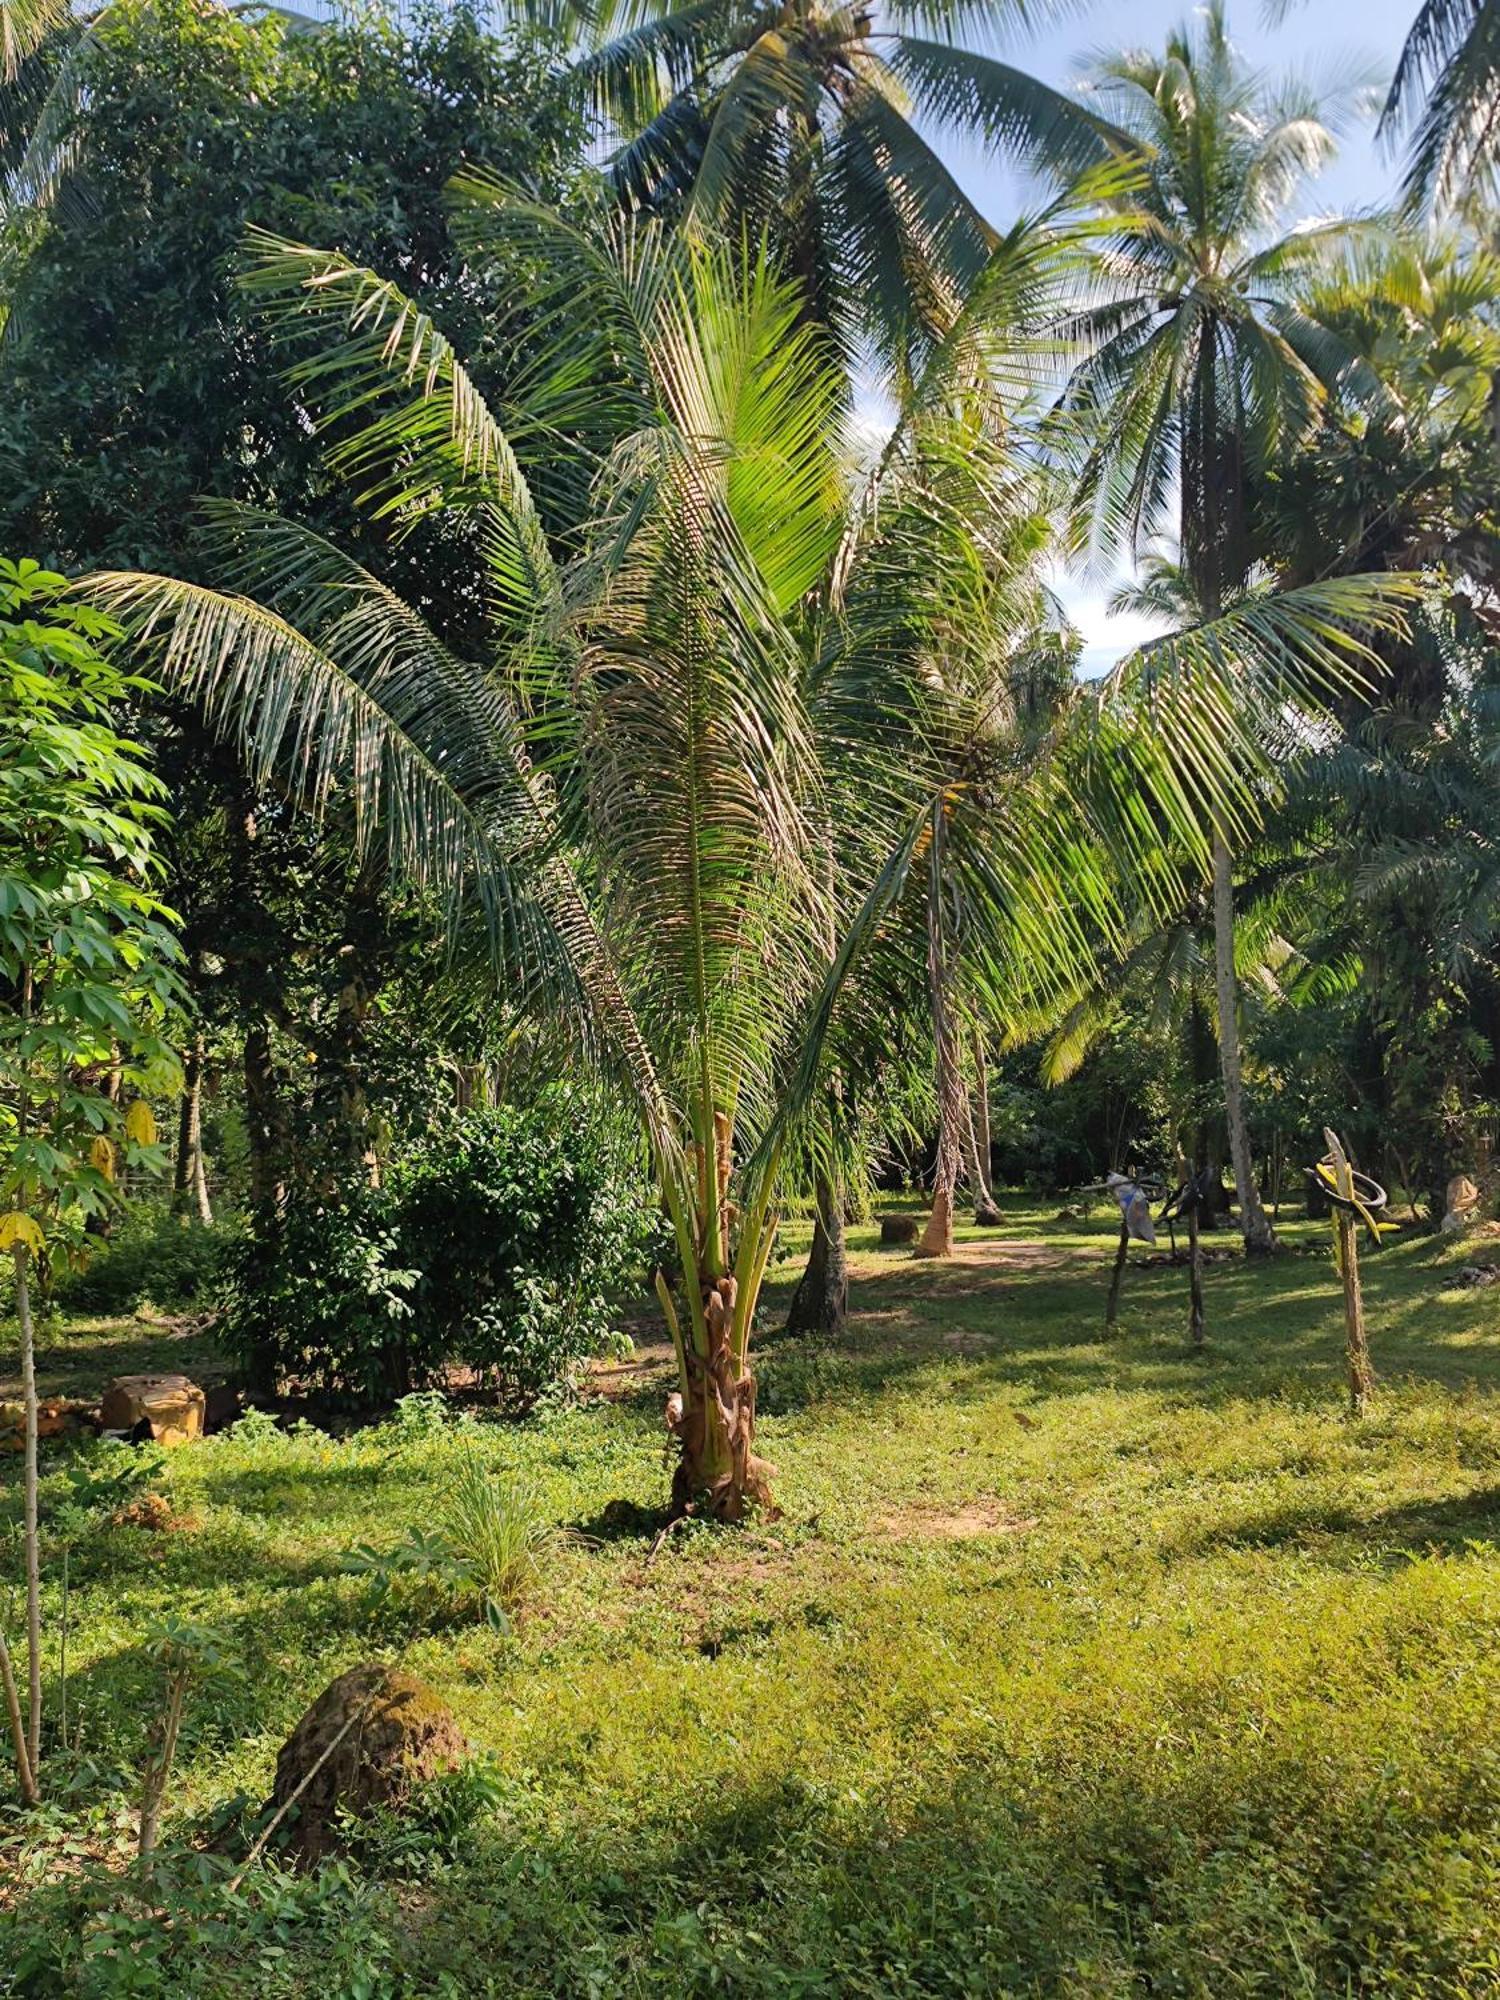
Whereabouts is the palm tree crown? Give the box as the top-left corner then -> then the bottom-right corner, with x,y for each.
1061,0 -> 1371,610
1381,0 -> 1500,216
577,0 -> 1119,379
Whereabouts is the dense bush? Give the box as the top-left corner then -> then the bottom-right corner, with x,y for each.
53,1208 -> 236,1316
215,1093 -> 656,1407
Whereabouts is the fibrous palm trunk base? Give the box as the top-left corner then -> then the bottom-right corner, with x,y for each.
914,1185 -> 954,1259
669,1276 -> 778,1522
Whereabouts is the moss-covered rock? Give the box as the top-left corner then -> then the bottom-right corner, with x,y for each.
270,1664 -> 467,1863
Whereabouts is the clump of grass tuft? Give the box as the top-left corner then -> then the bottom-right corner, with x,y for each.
437,1451 -> 566,1623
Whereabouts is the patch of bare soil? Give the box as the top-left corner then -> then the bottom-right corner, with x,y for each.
876,1498 -> 1039,1541
947,1239 -> 1070,1271
588,1339 -> 678,1398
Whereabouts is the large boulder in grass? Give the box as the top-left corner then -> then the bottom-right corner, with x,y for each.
270,1664 -> 467,1864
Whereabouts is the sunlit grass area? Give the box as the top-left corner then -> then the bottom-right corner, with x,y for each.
5,1203 -> 1500,1994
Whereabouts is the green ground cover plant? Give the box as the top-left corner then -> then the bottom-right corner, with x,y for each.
4,1202 -> 1500,1995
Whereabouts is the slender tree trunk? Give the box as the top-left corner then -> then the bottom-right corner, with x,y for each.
321,863 -> 385,1185
1212,833 -> 1276,1254
787,1171 -> 847,1337
917,818 -> 961,1259
963,1066 -> 1003,1227
1181,1015 -> 1213,1344
968,1032 -> 1002,1223
972,1031 -> 993,1183
243,1020 -> 285,1210
138,1669 -> 187,1873
13,1245 -> 42,1780
192,1113 -> 212,1226
173,1033 -> 213,1225
0,1626 -> 37,1805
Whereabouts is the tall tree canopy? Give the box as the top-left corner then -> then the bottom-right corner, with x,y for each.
1054,1 -> 1379,1256
0,0 -> 584,581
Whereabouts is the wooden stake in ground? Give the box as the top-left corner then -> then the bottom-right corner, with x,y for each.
1178,1156 -> 1206,1348
1185,1199 -> 1205,1347
1105,1213 -> 1129,1329
1323,1127 -> 1375,1418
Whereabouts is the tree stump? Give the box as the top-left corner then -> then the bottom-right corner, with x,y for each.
99,1374 -> 205,1446
268,1664 -> 467,1864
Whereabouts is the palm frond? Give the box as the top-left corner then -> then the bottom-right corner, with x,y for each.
78,562 -> 678,1161
886,33 -> 1123,178
1095,575 -> 1418,861
0,0 -> 65,82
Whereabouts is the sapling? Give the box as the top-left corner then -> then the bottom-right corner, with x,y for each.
0,560 -> 182,1800
137,1619 -> 236,1873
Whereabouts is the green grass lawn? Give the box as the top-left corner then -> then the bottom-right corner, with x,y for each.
5,1203 -> 1500,1996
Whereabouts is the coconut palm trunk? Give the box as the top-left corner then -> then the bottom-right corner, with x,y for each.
970,1029 -> 1001,1218
1211,833 -> 1275,1253
964,1036 -> 1003,1225
658,1110 -> 781,1520
788,1169 -> 848,1336
917,813 -> 962,1258
172,1031 -> 213,1224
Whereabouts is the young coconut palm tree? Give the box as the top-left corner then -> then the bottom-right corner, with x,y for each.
1057,1 -> 1381,1254
86,191 -> 1407,1518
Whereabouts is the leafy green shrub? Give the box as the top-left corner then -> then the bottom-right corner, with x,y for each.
52,1206 -> 235,1315
215,1091 -> 655,1407
394,1096 -> 651,1407
215,1184 -> 418,1402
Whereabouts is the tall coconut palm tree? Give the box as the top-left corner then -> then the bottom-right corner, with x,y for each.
1056,1 -> 1378,1254
575,0 -> 1126,379
1381,0 -> 1500,216
85,187 -> 1407,1517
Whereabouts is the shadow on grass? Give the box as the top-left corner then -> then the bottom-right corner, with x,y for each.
258,1721 -> 1500,1997
0,1316 -> 229,1401
1178,1481 -> 1500,1563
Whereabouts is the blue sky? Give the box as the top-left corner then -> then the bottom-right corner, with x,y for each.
928,0 -> 1420,674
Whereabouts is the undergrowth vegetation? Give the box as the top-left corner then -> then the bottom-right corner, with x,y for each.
4,1204 -> 1500,1995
